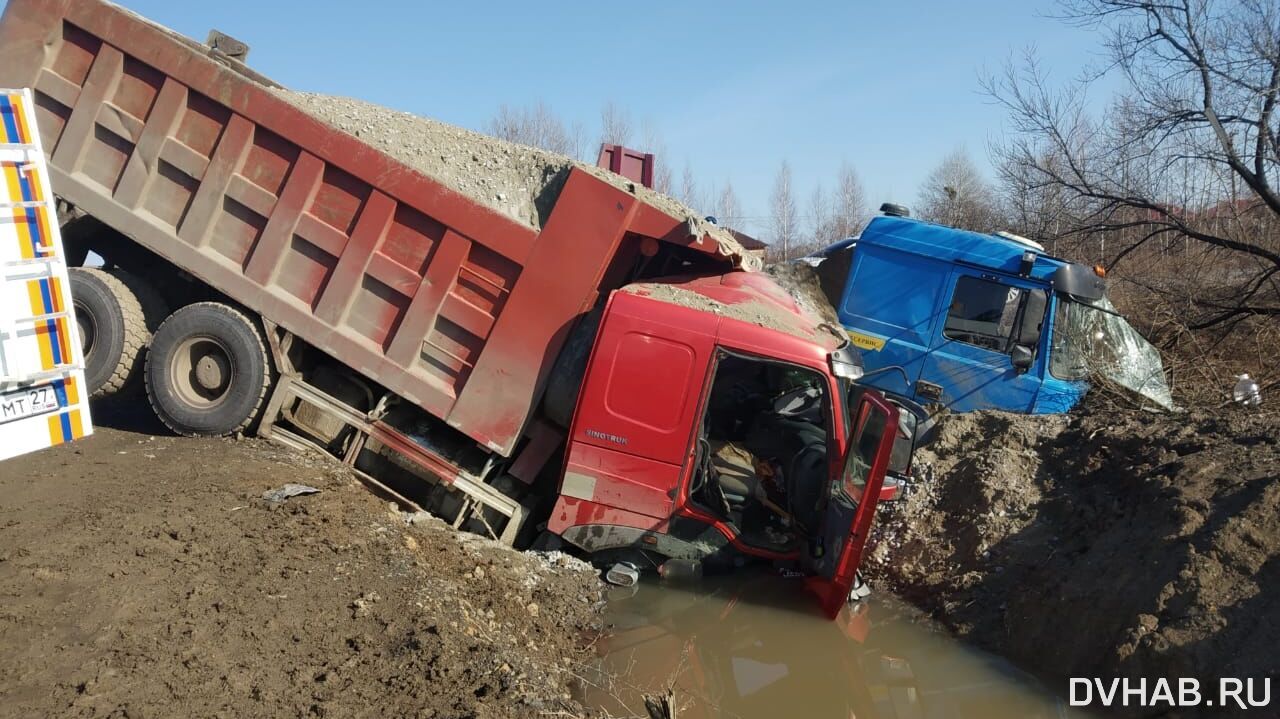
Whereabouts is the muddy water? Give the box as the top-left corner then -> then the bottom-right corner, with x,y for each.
588,572 -> 1088,719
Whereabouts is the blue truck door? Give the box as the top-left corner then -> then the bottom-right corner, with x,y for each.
919,269 -> 1048,412
836,246 -> 952,401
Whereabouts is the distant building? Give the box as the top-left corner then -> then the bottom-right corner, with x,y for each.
727,228 -> 767,260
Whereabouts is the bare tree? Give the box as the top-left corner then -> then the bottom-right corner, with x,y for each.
995,144 -> 1082,255
600,101 -> 633,147
833,161 -> 869,239
716,181 -> 743,228
769,160 -> 799,260
679,163 -> 702,210
641,119 -> 673,194
807,184 -> 834,252
918,148 -> 1000,232
987,0 -> 1280,329
652,163 -> 674,196
487,101 -> 583,157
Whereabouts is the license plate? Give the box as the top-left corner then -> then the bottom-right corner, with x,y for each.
0,384 -> 61,425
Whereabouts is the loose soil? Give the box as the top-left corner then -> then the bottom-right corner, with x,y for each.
866,401 -> 1280,716
621,279 -> 833,343
0,417 -> 603,718
765,261 -> 842,327
278,92 -> 756,269
621,260 -> 843,342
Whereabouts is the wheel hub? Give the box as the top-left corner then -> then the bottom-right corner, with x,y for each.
194,354 -> 228,391
171,335 -> 234,409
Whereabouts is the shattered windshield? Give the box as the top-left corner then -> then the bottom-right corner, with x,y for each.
1050,296 -> 1176,410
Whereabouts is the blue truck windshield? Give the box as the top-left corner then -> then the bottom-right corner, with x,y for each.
1050,297 -> 1176,409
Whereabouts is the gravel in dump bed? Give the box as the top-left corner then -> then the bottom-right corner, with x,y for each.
281,92 -> 571,229
278,92 -> 757,269
621,280 -> 830,343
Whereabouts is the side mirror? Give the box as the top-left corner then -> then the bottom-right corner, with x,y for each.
1018,291 -> 1048,347
1011,344 -> 1034,373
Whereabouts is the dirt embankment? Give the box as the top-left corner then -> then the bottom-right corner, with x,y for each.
866,402 -> 1280,715
0,423 -> 603,718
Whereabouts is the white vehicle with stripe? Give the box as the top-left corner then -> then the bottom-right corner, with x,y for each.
0,88 -> 91,462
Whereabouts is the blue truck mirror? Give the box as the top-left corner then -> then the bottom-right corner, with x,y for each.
1011,345 -> 1035,372
1052,263 -> 1106,301
1018,290 -> 1048,347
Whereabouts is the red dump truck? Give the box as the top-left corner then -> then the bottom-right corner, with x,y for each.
0,0 -> 898,616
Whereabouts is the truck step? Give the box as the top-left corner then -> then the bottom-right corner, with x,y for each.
0,364 -> 81,385
12,309 -> 71,324
3,256 -> 60,267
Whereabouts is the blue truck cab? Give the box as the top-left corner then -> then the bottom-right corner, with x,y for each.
818,214 -> 1116,414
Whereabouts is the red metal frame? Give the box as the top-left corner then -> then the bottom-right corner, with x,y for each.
596,143 -> 655,189
664,344 -> 850,563
546,272 -> 898,615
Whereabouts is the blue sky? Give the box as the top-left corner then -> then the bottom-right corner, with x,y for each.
8,0 -> 1113,238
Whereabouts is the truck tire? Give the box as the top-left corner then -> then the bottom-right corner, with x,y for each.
68,267 -> 168,398
542,309 -> 602,429
145,303 -> 271,436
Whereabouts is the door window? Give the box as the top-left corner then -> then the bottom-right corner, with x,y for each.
841,401 -> 886,501
604,332 -> 697,432
943,276 -> 1026,353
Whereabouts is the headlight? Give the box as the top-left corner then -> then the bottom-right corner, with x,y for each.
830,346 -> 864,380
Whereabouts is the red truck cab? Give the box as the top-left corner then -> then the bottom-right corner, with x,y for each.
550,271 -> 898,617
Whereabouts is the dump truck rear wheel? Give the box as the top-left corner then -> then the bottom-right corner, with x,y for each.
68,267 -> 168,398
145,303 -> 271,437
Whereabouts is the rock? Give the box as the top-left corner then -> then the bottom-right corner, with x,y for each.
1137,613 -> 1159,633
351,591 -> 380,618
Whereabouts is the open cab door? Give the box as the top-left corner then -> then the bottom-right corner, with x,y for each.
804,391 -> 898,619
